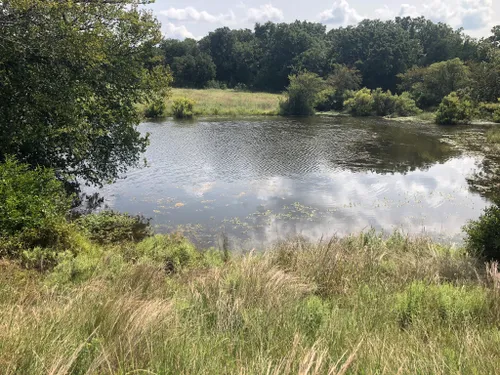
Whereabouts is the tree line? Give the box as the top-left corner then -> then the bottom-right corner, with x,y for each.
160,18 -> 500,96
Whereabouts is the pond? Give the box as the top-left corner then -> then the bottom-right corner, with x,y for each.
94,116 -> 491,248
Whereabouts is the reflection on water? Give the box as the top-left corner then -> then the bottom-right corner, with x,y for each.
95,116 -> 490,247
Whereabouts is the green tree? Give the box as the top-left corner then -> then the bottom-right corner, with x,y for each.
255,21 -> 327,91
0,0 -> 172,188
199,27 -> 258,87
470,49 -> 500,103
328,20 -> 422,91
395,16 -> 478,65
398,58 -> 470,108
160,38 -> 216,88
279,72 -> 325,116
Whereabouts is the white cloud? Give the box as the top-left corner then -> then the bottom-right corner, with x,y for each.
159,7 -> 235,24
318,0 -> 364,26
373,0 -> 493,30
398,4 -> 419,18
163,23 -> 196,40
246,4 -> 284,23
374,5 -> 394,20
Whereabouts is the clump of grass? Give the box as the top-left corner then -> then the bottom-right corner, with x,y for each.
1,232 -> 500,374
486,127 -> 500,144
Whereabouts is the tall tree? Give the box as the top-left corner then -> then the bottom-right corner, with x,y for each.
254,21 -> 327,91
328,20 -> 422,91
395,16 -> 478,65
0,0 -> 171,188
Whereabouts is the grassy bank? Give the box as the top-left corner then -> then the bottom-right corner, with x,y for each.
164,88 -> 282,116
1,232 -> 500,374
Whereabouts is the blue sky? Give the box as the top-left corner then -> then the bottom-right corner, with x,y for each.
146,0 -> 499,40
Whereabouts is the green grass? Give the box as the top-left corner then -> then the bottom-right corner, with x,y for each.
164,88 -> 282,116
1,232 -> 500,374
486,127 -> 500,144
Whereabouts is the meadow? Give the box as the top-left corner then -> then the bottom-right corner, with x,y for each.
164,88 -> 283,117
1,232 -> 499,374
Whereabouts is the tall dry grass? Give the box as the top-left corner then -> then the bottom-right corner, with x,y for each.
165,88 -> 282,116
0,233 -> 499,374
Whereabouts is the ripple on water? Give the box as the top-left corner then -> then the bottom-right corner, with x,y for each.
92,117 -> 491,248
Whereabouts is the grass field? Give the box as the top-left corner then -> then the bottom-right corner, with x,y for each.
1,232 -> 500,374
164,88 -> 282,116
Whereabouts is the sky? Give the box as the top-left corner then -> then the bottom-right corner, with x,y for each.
146,0 -> 499,40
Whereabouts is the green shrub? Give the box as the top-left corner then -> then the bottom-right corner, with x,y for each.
143,96 -> 166,118
478,101 -> 500,123
279,71 -> 325,116
77,211 -> 151,245
393,92 -> 422,117
205,80 -> 228,90
315,88 -> 338,112
372,88 -> 396,116
233,83 -> 248,91
136,234 -> 203,273
344,88 -> 374,116
435,92 -> 474,125
464,202 -> 500,261
395,281 -> 488,328
171,97 -> 195,119
0,158 -> 73,258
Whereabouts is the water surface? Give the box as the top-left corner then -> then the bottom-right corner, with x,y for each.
96,116 -> 490,247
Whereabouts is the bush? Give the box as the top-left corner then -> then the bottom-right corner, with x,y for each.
372,88 -> 396,116
171,97 -> 195,119
344,88 -> 421,117
343,88 -> 374,116
395,281 -> 488,328
435,92 -> 474,125
136,234 -> 204,273
464,202 -> 500,261
233,83 -> 249,91
77,211 -> 151,245
279,71 -> 325,116
314,88 -> 341,112
393,92 -> 422,117
478,101 -> 500,123
205,80 -> 228,90
0,158 -> 73,259
143,96 -> 166,119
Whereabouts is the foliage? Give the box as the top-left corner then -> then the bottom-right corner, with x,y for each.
372,89 -> 397,116
435,92 -> 474,125
395,16 -> 477,65
76,211 -> 151,245
395,281 -> 488,328
143,96 -> 167,119
470,50 -> 500,103
464,202 -> 500,261
478,101 -> 500,123
279,72 -> 325,116
204,80 -> 228,90
319,64 -> 362,110
2,232 -> 500,373
393,92 -> 422,117
0,158 -> 73,258
344,88 -> 421,117
328,20 -> 422,91
398,58 -> 471,108
344,88 -> 375,116
0,0 -> 172,188
171,97 -> 196,119
136,234 -> 208,273
160,39 -> 216,88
